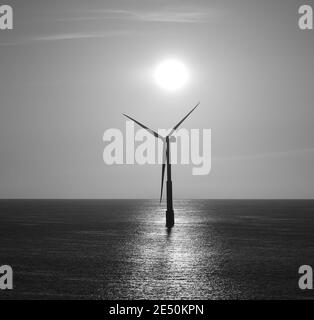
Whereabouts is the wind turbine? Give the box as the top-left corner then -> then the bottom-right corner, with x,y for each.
123,102 -> 199,228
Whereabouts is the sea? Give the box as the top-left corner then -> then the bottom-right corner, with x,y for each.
0,199 -> 314,300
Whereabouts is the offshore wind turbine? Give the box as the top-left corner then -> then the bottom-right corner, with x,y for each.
123,102 -> 199,228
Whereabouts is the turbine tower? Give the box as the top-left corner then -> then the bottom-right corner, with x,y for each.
123,102 -> 199,228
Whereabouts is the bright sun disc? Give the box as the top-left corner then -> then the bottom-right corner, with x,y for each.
154,59 -> 189,91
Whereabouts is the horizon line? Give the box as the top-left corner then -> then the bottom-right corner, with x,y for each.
0,198 -> 313,201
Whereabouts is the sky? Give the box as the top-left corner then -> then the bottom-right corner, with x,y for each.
0,0 -> 313,199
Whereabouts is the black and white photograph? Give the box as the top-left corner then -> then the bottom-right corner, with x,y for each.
1,0 -> 314,312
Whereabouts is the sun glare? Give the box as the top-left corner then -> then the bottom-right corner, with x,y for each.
154,59 -> 189,92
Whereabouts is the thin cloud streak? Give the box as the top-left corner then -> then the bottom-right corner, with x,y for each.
0,30 -> 131,47
81,10 -> 208,23
92,9 -> 210,23
0,7 -> 217,47
51,8 -> 215,24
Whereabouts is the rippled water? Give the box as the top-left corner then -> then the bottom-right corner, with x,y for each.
0,200 -> 314,299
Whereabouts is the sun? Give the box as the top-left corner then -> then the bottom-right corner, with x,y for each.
154,59 -> 189,92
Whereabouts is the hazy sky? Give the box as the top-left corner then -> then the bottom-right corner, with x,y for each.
0,0 -> 313,198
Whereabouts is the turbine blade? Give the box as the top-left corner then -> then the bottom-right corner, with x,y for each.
160,163 -> 166,203
123,114 -> 163,140
168,102 -> 200,136
160,143 -> 167,203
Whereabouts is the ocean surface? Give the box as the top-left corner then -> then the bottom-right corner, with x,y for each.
0,200 -> 314,300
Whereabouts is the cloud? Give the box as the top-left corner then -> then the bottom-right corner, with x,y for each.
0,30 -> 130,47
0,6 -> 216,46
77,9 -> 211,24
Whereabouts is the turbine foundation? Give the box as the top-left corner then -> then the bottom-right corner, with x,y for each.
166,209 -> 174,228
